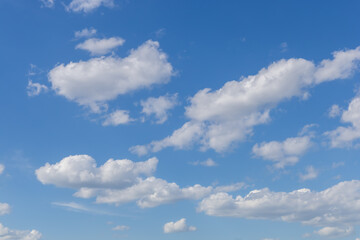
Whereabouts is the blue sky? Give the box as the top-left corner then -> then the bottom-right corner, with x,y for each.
1,0 -> 360,239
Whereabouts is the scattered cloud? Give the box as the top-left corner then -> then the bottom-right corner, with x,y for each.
190,158 -> 217,167
112,225 -> 130,231
252,136 -> 312,168
132,46 -> 360,154
332,162 -> 345,169
76,37 -> 125,55
49,40 -> 173,113
198,180 -> 360,230
0,203 -> 10,215
325,96 -> 360,148
140,94 -> 178,124
40,0 -> 55,8
163,218 -> 196,233
74,27 -> 97,39
66,0 -> 115,13
329,104 -> 341,118
36,155 -> 243,208
102,110 -> 133,126
315,226 -> 354,238
299,166 -> 318,181
0,223 -> 42,240
27,80 -> 48,96
280,42 -> 288,52
0,164 -> 4,175
52,202 -> 115,215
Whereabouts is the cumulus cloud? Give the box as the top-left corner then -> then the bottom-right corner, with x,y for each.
0,164 -> 4,175
66,0 -> 114,13
0,223 -> 42,240
163,218 -> 196,233
36,155 -> 243,208
140,94 -> 178,124
112,225 -> 130,231
0,203 -> 10,215
49,40 -> 173,113
325,96 -> 360,148
27,81 -> 48,97
252,136 -> 312,168
74,28 -> 97,38
198,180 -> 360,231
76,37 -> 125,55
40,0 -> 55,8
132,46 -> 360,154
102,110 -> 133,126
299,166 -> 318,181
315,226 -> 354,238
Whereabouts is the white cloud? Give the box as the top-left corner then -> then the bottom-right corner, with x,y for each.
163,218 -> 196,234
40,0 -> 55,8
66,0 -> 114,13
49,40 -> 173,113
74,28 -> 97,38
252,136 -> 312,168
299,166 -> 318,181
102,110 -> 133,126
132,46 -> 360,154
0,203 -> 10,215
36,155 -> 243,208
198,180 -> 360,230
140,94 -> 178,124
190,158 -> 217,167
27,81 -> 48,97
0,164 -> 4,175
315,226 -> 354,238
329,104 -> 341,118
0,223 -> 42,240
112,225 -> 130,231
76,37 -> 125,55
325,96 -> 360,148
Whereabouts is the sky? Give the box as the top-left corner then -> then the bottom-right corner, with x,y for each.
0,0 -> 360,239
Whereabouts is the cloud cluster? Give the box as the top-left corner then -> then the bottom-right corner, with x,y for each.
49,40 -> 173,112
74,28 -> 97,38
66,0 -> 114,13
27,81 -> 48,97
36,155 -> 243,208
0,223 -> 42,240
140,94 -> 178,124
198,180 -> 360,230
75,37 -> 125,55
252,136 -> 312,168
102,110 -> 133,126
40,0 -> 55,8
133,46 -> 360,154
326,96 -> 360,148
163,218 -> 196,233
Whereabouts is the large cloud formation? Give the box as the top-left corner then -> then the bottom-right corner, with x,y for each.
49,40 -> 173,112
132,46 -> 360,154
198,180 -> 360,233
36,155 -> 244,208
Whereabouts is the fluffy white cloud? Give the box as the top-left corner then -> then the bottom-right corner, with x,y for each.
74,28 -> 97,38
132,46 -> 360,154
140,94 -> 178,124
190,158 -> 217,167
0,164 -> 4,175
315,226 -> 354,238
66,0 -> 114,13
102,110 -> 133,126
49,40 -> 173,113
252,136 -> 312,168
325,96 -> 360,148
27,81 -> 48,97
163,218 -> 196,233
76,37 -> 125,55
40,0 -> 55,8
0,223 -> 41,240
329,104 -> 341,118
198,180 -> 360,229
112,225 -> 130,231
299,166 -> 318,181
0,203 -> 10,215
36,155 -> 243,208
